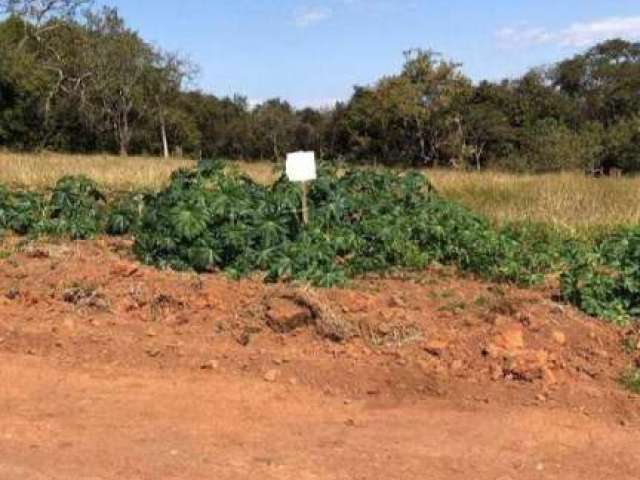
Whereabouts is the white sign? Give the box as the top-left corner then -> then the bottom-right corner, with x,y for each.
286,151 -> 317,182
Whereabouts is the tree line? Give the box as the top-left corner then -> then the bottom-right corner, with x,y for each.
1,1 -> 640,172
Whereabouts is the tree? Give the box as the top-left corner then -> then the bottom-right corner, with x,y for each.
81,7 -> 156,156
147,50 -> 196,158
552,39 -> 640,125
0,0 -> 89,33
339,49 -> 471,166
250,99 -> 296,160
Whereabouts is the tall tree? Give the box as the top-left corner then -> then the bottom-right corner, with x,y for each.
81,7 -> 156,156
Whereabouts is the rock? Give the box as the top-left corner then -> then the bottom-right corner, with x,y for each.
266,298 -> 312,333
552,330 -> 567,346
505,350 -> 550,382
424,340 -> 448,357
201,360 -> 219,370
264,369 -> 280,383
5,288 -> 19,300
145,348 -> 162,358
145,328 -> 157,338
542,367 -> 557,386
110,261 -> 139,277
519,314 -> 545,332
493,324 -> 525,353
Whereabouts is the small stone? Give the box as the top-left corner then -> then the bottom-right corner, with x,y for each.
552,331 -> 567,346
146,348 -> 162,358
5,288 -> 19,300
288,377 -> 298,386
424,340 -> 448,357
264,369 -> 280,383
542,367 -> 557,386
201,360 -> 219,370
110,261 -> 139,277
550,304 -> 565,315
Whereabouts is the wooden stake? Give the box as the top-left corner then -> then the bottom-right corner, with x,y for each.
301,181 -> 309,225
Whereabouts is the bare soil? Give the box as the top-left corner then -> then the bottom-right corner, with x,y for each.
1,238 -> 639,479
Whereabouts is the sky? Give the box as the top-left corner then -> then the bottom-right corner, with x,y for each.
100,0 -> 640,108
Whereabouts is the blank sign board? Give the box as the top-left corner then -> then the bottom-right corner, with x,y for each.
286,151 -> 317,182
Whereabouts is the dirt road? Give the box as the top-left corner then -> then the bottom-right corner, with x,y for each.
2,355 -> 639,480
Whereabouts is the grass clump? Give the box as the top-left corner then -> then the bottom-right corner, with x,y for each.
620,368 -> 640,394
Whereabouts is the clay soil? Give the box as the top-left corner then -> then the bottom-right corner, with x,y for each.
1,238 -> 639,480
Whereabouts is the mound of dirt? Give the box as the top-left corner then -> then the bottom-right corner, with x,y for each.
1,238 -> 639,479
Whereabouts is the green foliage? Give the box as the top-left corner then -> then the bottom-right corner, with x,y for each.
133,162 -> 561,287
561,228 -> 640,323
0,175 -> 140,239
620,368 -> 640,394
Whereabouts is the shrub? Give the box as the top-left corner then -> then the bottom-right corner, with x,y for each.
134,161 -> 560,286
561,227 -> 640,323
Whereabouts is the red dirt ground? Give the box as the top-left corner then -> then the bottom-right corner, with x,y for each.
0,238 -> 639,479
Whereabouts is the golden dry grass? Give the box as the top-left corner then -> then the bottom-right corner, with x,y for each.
0,151 -> 194,191
428,169 -> 640,234
0,153 -> 637,234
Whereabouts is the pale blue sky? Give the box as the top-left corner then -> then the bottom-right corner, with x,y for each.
101,0 -> 640,107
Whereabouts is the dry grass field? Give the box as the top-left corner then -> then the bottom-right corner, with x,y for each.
428,169 -> 640,235
1,152 -> 638,234
0,151 -> 194,191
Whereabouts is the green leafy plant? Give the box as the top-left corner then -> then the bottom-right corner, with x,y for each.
133,161 -> 565,288
561,228 -> 640,323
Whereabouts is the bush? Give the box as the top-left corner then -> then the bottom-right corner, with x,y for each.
133,161 -> 560,286
561,227 -> 640,323
0,175 -> 140,239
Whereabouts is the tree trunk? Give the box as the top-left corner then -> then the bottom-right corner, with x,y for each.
119,114 -> 130,157
160,114 -> 169,159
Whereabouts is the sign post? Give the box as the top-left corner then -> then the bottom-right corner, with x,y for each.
286,151 -> 317,225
